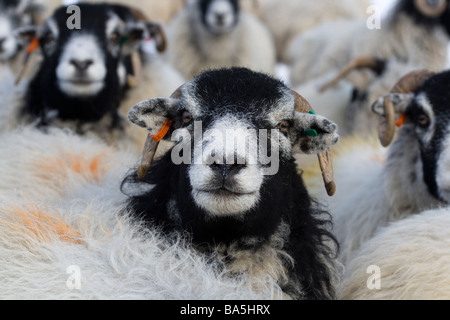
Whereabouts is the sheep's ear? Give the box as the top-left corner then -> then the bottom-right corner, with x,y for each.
120,22 -> 149,55
128,98 -> 180,139
146,22 -> 167,53
291,112 -> 339,155
372,93 -> 414,116
14,25 -> 42,47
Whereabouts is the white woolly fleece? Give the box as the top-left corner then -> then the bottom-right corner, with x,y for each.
340,207 -> 450,300
0,126 -> 287,300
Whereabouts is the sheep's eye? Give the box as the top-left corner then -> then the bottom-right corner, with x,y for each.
109,31 -> 121,44
43,31 -> 55,44
417,114 -> 430,127
277,120 -> 291,135
182,110 -> 193,125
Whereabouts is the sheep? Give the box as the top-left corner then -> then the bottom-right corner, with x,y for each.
307,69 -> 450,266
340,207 -> 450,300
257,0 -> 371,63
14,3 -> 168,144
166,0 -> 276,79
122,67 -> 341,300
298,57 -> 422,138
288,0 -> 450,88
0,126 -> 286,300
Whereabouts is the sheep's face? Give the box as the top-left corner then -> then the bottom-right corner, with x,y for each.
128,68 -> 339,217
397,0 -> 450,36
199,0 -> 239,35
0,0 -> 32,63
28,4 -> 150,97
373,71 -> 450,203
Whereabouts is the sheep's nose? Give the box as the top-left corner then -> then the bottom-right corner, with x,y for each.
0,38 -> 5,53
215,13 -> 225,24
210,162 -> 246,178
70,59 -> 93,72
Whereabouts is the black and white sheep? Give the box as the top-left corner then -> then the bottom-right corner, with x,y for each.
122,67 -> 340,300
309,69 -> 450,265
288,0 -> 450,87
166,0 -> 276,79
16,3 -> 167,142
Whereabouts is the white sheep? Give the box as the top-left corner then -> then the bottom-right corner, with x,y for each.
305,69 -> 450,266
257,0 -> 370,63
288,0 -> 450,87
166,0 -> 276,79
339,207 -> 450,300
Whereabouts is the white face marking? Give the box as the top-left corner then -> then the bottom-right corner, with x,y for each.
188,116 -> 264,217
436,123 -> 450,202
205,0 -> 236,34
56,34 -> 107,97
0,15 -> 18,61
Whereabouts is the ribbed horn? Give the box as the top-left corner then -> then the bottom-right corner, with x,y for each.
319,56 -> 382,93
378,69 -> 435,147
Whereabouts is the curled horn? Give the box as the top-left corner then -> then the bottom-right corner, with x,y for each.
291,90 -> 336,196
414,0 -> 448,18
319,56 -> 383,93
137,86 -> 183,179
378,69 -> 435,147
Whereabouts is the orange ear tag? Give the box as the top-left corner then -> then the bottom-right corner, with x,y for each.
396,113 -> 406,128
151,118 -> 173,142
27,37 -> 40,53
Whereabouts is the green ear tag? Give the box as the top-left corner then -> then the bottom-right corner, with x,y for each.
308,110 -> 316,115
120,36 -> 129,47
303,129 -> 318,137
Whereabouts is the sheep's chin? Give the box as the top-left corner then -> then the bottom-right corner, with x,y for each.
192,189 -> 260,217
58,80 -> 105,97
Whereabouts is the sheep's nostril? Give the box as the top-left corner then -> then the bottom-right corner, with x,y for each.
70,59 -> 94,72
210,162 -> 246,178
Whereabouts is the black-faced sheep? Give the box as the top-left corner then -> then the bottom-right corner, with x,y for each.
122,67 -> 340,300
288,0 -> 450,87
308,69 -> 450,265
16,3 -> 167,142
166,0 -> 276,79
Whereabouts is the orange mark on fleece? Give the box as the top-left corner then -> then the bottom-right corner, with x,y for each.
38,151 -> 109,183
1,204 -> 83,245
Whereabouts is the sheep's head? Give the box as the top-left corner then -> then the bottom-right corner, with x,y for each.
396,0 -> 450,36
0,0 -> 33,62
196,0 -> 240,35
372,69 -> 450,203
128,68 -> 339,217
18,3 -> 166,97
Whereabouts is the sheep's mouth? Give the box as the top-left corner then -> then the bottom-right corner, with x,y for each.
61,79 -> 103,86
195,187 -> 257,197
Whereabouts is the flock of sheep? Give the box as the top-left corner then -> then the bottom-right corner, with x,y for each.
1,0 -> 450,300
